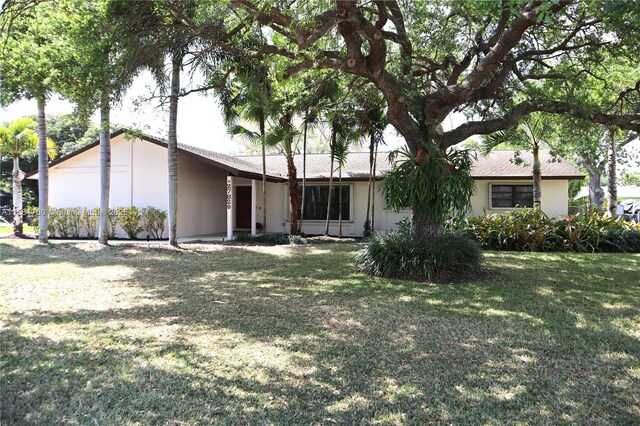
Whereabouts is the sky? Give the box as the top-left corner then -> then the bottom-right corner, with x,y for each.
0,69 -> 413,155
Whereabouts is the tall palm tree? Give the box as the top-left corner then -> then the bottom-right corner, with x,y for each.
355,99 -> 386,236
483,114 -> 554,209
219,64 -> 274,233
0,118 -> 57,235
265,114 -> 301,234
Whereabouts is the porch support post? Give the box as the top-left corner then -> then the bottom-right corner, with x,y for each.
251,179 -> 257,236
226,175 -> 234,240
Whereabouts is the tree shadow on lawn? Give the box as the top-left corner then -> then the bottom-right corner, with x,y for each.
1,242 -> 639,423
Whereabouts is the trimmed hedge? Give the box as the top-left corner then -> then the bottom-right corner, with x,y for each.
450,208 -> 640,253
27,206 -> 167,239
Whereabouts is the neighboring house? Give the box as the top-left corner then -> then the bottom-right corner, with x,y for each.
27,130 -> 584,238
575,185 -> 640,201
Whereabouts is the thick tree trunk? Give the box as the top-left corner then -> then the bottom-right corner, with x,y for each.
260,115 -> 267,234
299,116 -> 308,234
37,95 -> 48,242
98,93 -> 111,245
287,154 -> 299,235
583,162 -> 604,210
168,53 -> 180,247
411,212 -> 442,241
608,129 -> 618,216
11,155 -> 24,236
365,131 -> 374,236
324,124 -> 337,236
532,141 -> 541,209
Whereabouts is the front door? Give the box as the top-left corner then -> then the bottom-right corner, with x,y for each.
235,186 -> 252,229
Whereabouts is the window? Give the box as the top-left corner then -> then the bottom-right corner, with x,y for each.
491,185 -> 534,208
295,185 -> 350,221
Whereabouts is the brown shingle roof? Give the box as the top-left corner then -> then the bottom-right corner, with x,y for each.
469,150 -> 584,179
239,149 -> 584,180
28,130 -> 584,181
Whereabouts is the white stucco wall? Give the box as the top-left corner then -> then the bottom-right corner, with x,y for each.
42,134 -> 571,239
270,178 -> 569,237
470,179 -> 569,218
177,152 -> 227,237
44,134 -> 231,238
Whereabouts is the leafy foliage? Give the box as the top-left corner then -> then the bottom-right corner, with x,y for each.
355,230 -> 483,281
141,207 -> 167,239
384,148 -> 475,223
452,208 -> 640,253
117,206 -> 143,239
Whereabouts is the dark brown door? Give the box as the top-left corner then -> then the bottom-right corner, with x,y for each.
235,186 -> 252,229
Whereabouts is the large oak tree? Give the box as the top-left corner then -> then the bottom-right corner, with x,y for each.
167,0 -> 639,238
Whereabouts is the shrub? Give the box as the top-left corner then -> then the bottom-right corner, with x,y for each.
141,207 -> 167,239
107,208 -> 118,238
355,231 -> 483,281
68,207 -> 82,238
117,206 -> 143,239
234,232 -> 303,245
82,208 -> 98,238
455,208 -> 640,253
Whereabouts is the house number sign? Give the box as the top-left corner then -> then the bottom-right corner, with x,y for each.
226,181 -> 232,210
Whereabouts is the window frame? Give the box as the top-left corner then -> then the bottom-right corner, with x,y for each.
489,183 -> 535,209
286,183 -> 354,222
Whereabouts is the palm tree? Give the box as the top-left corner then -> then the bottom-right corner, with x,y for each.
219,64 -> 274,234
483,114 -> 554,209
0,118 -> 57,235
265,114 -> 301,234
355,98 -> 386,236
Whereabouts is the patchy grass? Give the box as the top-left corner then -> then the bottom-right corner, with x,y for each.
0,241 -> 638,424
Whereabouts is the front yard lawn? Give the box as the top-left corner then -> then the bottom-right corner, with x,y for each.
1,241 -> 638,424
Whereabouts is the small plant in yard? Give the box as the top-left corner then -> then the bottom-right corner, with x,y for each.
141,207 -> 167,239
82,208 -> 98,238
117,206 -> 143,239
68,207 -> 82,238
355,230 -> 483,281
107,208 -> 119,238
234,232 -> 306,245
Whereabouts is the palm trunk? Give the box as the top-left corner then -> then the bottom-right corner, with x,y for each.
532,141 -> 541,209
371,141 -> 379,233
260,115 -> 267,234
365,131 -> 375,236
608,129 -> 617,216
168,53 -> 180,247
11,155 -> 24,236
324,123 -> 337,236
37,95 -> 49,242
98,92 -> 111,245
338,166 -> 343,238
299,115 -> 308,234
287,153 -> 299,235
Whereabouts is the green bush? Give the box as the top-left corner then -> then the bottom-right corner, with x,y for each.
117,206 -> 143,239
107,208 -> 118,238
82,208 -> 98,238
141,207 -> 167,239
68,207 -> 82,238
234,232 -> 305,245
355,231 -> 483,281
454,208 -> 639,253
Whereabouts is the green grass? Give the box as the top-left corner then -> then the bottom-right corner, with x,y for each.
0,225 -> 35,234
1,241 -> 638,424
